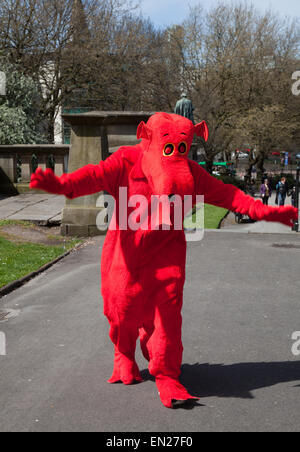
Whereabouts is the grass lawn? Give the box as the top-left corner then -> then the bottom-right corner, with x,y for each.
0,220 -> 81,288
184,204 -> 228,230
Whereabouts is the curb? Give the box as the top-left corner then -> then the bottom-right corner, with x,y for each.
0,242 -> 83,299
205,228 -> 299,235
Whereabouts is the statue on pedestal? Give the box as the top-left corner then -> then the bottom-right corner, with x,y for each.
175,93 -> 196,159
174,93 -> 195,124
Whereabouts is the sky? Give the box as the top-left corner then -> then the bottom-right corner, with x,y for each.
138,0 -> 300,28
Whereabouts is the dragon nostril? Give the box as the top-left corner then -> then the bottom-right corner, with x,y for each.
178,142 -> 187,154
163,143 -> 175,156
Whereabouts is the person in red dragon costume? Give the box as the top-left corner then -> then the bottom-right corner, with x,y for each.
30,113 -> 298,408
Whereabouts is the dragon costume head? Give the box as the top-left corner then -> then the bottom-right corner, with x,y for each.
137,112 -> 208,197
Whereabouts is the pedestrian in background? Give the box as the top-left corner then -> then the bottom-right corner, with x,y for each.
248,179 -> 256,197
288,186 -> 297,207
276,177 -> 288,206
260,179 -> 271,205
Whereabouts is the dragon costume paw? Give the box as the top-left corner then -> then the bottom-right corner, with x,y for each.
155,376 -> 199,408
108,351 -> 143,385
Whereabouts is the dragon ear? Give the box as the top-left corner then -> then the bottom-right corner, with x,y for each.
137,121 -> 151,140
194,121 -> 209,142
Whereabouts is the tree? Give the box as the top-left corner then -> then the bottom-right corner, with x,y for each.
81,10 -> 166,112
0,0 -> 299,152
177,2 -> 300,171
0,60 -> 45,144
0,0 -> 128,141
236,106 -> 298,180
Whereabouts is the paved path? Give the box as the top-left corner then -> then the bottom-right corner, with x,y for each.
0,193 -> 65,224
0,232 -> 300,432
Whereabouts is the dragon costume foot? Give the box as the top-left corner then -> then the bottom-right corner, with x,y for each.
108,351 -> 143,385
156,376 -> 199,408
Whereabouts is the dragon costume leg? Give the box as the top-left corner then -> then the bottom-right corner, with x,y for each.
146,288 -> 199,408
107,318 -> 143,385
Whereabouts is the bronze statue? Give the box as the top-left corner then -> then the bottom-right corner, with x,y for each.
174,93 -> 195,124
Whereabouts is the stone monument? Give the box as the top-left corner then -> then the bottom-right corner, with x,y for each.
174,93 -> 195,124
61,111 -> 154,236
175,94 -> 198,160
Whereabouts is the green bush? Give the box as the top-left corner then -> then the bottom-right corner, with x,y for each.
0,59 -> 45,144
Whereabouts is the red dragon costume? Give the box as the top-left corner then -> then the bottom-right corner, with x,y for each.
30,113 -> 297,408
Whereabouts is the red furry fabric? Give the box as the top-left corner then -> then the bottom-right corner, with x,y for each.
30,113 -> 297,408
189,164 -> 298,227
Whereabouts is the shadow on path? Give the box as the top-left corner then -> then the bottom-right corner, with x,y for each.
0,168 -> 18,196
181,361 -> 300,400
141,361 -> 300,409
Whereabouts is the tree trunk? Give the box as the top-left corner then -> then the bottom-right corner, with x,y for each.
257,154 -> 266,173
46,110 -> 55,144
47,121 -> 55,144
202,140 -> 214,174
205,158 -> 214,174
256,152 -> 267,182
245,149 -> 259,182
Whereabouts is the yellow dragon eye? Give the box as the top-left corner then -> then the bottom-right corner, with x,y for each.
178,142 -> 188,154
163,143 -> 175,156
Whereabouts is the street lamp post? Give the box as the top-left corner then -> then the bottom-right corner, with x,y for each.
292,161 -> 300,232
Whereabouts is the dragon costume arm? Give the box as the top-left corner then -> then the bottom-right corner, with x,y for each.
194,165 -> 297,227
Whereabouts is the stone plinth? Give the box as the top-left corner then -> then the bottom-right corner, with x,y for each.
61,111 -> 154,237
0,155 -> 15,181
